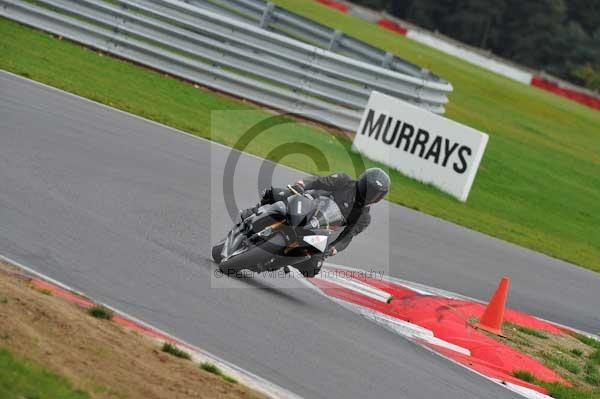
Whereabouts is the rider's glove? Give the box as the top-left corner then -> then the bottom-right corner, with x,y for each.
291,182 -> 305,194
325,246 -> 337,257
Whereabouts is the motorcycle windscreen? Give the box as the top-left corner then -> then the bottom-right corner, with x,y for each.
287,195 -> 315,226
312,197 -> 345,230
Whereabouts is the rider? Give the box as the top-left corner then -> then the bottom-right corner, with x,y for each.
241,168 -> 390,256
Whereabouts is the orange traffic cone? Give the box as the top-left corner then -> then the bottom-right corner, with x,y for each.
475,276 -> 510,336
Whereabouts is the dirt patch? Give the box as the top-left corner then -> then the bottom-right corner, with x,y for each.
0,260 -> 266,399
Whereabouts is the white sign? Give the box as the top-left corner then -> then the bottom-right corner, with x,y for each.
353,92 -> 488,201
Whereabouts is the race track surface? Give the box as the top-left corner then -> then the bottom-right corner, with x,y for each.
1,71 -> 598,398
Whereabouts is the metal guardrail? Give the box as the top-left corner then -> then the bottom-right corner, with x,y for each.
184,0 -> 444,80
0,0 -> 453,131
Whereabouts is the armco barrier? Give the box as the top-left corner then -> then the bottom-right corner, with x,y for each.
186,0 -> 441,83
0,0 -> 453,132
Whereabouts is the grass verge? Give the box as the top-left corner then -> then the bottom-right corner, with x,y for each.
87,305 -> 113,320
200,362 -> 238,384
0,259 -> 265,399
161,342 -> 192,360
0,348 -> 89,399
1,13 -> 599,271
542,352 -> 582,375
512,369 -> 536,383
498,323 -> 600,397
515,325 -> 550,339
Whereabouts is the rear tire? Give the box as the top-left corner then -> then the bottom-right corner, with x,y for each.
294,257 -> 321,278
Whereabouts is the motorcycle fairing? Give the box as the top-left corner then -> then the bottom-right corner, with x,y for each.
303,235 -> 328,252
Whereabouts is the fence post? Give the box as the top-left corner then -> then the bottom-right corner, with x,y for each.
381,52 -> 394,69
328,29 -> 343,51
259,2 -> 275,29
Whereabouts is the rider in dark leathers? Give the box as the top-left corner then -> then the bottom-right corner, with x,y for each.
241,168 -> 390,256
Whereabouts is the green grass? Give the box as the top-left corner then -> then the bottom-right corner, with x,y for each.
585,362 -> 600,386
87,305 -> 113,320
574,334 -> 600,350
512,369 -> 536,383
544,382 -> 600,399
509,328 -> 600,395
542,352 -> 582,374
222,375 -> 238,384
161,343 -> 191,360
516,325 -> 550,339
1,13 -> 600,271
0,347 -> 89,399
200,362 -> 237,384
571,348 -> 584,357
200,362 -> 221,374
514,367 -> 600,398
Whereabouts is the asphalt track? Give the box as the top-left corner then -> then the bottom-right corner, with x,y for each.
1,71 -> 599,398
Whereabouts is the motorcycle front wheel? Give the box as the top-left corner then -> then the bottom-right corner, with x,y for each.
211,240 -> 225,264
218,233 -> 286,275
294,257 -> 321,278
218,234 -> 316,276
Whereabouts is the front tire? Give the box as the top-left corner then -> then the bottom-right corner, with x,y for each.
294,257 -> 321,278
212,240 -> 225,264
218,233 -> 294,275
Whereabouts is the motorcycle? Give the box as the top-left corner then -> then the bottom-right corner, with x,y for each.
212,186 -> 345,278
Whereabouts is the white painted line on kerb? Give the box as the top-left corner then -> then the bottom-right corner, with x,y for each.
342,301 -> 472,356
315,271 -> 392,303
500,381 -> 554,399
0,253 -> 302,399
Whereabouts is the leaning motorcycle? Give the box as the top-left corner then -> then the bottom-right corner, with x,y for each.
212,186 -> 345,277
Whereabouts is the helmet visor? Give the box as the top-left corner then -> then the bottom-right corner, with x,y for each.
367,189 -> 386,204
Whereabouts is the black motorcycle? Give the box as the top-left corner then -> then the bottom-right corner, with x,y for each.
212,186 -> 345,277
